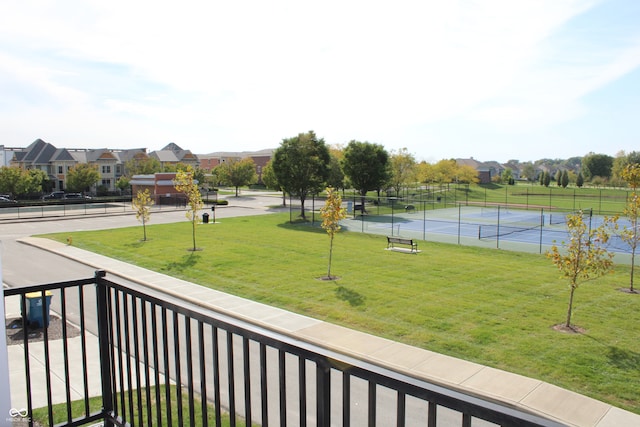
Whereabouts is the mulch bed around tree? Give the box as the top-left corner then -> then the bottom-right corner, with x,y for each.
552,324 -> 586,334
5,315 -> 81,345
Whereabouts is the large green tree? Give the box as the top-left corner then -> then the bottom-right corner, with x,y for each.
216,158 -> 257,197
582,152 -> 613,181
0,167 -> 24,197
66,163 -> 100,193
272,131 -> 330,219
261,160 -> 286,206
613,150 -> 640,183
124,157 -> 162,176
326,154 -> 345,191
521,163 -> 536,182
342,141 -> 389,206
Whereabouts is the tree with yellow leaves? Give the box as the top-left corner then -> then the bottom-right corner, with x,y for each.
174,166 -> 204,251
320,187 -> 347,280
547,210 -> 615,330
618,163 -> 640,292
132,188 -> 154,241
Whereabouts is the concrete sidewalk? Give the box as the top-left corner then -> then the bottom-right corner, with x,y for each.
7,236 -> 640,427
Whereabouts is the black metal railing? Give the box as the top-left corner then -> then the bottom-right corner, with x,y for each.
4,272 -> 566,426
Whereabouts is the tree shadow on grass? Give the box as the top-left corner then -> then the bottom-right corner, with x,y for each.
335,285 -> 365,307
607,346 -> 640,371
125,239 -> 148,249
164,252 -> 201,273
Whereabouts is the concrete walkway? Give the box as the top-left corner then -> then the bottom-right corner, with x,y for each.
6,236 -> 639,427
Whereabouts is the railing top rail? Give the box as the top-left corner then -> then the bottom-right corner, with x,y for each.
3,277 -> 97,296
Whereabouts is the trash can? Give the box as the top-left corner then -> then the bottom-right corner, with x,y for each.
202,212 -> 209,224
25,291 -> 53,328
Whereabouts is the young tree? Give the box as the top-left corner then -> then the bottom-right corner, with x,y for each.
555,170 -> 563,186
320,187 -> 347,280
272,131 -> 330,219
132,188 -> 154,241
216,158 -> 257,196
547,211 -> 615,330
174,166 -> 204,251
66,163 -> 100,193
576,172 -> 584,188
617,164 -> 640,292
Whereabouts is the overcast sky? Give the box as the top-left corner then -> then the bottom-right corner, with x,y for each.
1,0 -> 639,163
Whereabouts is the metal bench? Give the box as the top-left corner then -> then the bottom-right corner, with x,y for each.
386,236 -> 418,253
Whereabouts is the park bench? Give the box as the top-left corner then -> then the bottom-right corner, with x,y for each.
386,236 -> 419,253
354,204 -> 366,214
404,204 -> 415,213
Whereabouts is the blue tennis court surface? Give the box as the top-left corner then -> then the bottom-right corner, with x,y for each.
341,206 -> 634,255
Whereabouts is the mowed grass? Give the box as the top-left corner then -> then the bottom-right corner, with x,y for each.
43,213 -> 640,413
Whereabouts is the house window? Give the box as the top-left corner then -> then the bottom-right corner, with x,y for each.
102,165 -> 111,174
58,166 -> 63,174
102,179 -> 111,186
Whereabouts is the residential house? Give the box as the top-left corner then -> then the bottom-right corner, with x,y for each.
455,158 -> 505,184
130,172 -> 196,205
150,142 -> 199,171
10,138 -> 150,193
199,149 -> 274,183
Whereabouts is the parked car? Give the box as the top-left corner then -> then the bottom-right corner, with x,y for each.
64,193 -> 92,200
0,196 -> 17,203
42,191 -> 65,200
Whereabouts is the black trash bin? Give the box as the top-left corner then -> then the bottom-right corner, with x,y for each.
202,212 -> 209,224
25,291 -> 53,328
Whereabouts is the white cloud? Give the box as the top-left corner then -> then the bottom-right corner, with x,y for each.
0,0 -> 639,161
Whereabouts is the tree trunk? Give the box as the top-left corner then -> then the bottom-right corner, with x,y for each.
631,242 -> 636,293
327,234 -> 334,279
192,218 -> 197,251
142,218 -> 147,241
565,284 -> 576,328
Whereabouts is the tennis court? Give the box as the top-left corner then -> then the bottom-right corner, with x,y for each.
341,205 -> 635,256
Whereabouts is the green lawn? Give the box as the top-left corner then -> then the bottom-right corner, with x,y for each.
43,212 -> 640,414
32,385 -> 245,426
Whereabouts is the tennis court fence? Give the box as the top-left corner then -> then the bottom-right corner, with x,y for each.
285,194 -> 622,255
